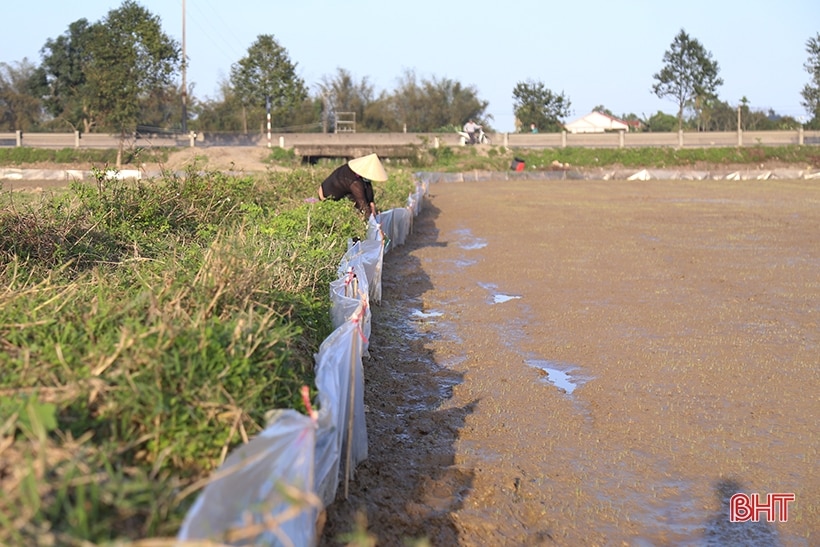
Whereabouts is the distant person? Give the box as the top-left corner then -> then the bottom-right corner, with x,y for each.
318,153 -> 388,218
463,119 -> 480,144
530,123 -> 539,133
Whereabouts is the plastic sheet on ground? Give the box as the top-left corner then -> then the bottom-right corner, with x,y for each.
177,409 -> 318,546
340,225 -> 384,305
312,305 -> 369,507
384,207 -> 413,249
330,262 -> 370,332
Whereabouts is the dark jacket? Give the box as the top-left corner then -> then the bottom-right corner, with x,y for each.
320,163 -> 375,213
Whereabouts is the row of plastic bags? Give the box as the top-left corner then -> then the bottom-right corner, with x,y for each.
176,179 -> 428,546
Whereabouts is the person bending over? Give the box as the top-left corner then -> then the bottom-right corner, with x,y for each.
318,153 -> 388,218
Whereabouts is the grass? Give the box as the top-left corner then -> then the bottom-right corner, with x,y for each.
0,147 -> 168,167
404,143 -> 820,172
2,142 -> 819,174
0,163 -> 416,544
506,144 -> 820,170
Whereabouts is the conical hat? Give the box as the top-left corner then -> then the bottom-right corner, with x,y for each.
348,154 -> 388,181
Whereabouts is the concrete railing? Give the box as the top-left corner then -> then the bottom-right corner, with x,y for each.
1,129 -> 818,152
0,130 -> 195,149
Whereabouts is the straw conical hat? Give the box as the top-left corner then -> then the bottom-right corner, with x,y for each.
348,154 -> 388,181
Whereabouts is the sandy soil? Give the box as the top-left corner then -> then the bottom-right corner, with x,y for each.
319,178 -> 819,546
155,145 -> 281,173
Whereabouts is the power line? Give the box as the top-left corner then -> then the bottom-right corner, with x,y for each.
188,0 -> 246,63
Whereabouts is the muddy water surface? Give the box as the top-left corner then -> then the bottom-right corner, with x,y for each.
321,179 -> 818,546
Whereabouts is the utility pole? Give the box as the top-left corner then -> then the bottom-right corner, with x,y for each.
181,0 -> 188,133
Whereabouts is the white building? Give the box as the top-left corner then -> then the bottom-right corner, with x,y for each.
564,111 -> 631,134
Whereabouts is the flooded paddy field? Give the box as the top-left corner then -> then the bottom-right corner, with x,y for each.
321,178 -> 818,546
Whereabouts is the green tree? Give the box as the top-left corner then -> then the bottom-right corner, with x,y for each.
386,69 -> 488,132
85,0 -> 180,164
512,79 -> 571,132
191,79 -> 243,132
700,99 -> 737,131
800,33 -> 820,127
317,68 -> 374,132
621,112 -> 645,131
36,1 -> 182,163
652,29 -> 723,132
36,7 -> 181,138
34,19 -> 95,132
360,91 -> 398,132
288,96 -> 325,132
646,110 -> 677,132
139,84 -> 185,132
0,59 -> 43,131
230,34 -> 307,133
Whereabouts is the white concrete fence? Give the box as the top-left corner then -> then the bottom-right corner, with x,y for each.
1,129 -> 818,151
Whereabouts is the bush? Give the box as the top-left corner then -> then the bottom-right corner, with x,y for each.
0,166 -> 378,543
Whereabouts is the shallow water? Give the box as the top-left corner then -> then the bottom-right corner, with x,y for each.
525,359 -> 582,394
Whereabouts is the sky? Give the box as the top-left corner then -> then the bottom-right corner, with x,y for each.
3,0 -> 819,132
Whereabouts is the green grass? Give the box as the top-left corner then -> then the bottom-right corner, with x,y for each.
3,143 -> 819,173
0,164 -> 414,544
508,145 -> 820,170
393,143 -> 820,172
0,147 -> 169,167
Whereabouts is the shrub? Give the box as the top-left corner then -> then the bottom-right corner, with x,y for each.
0,165 -> 375,543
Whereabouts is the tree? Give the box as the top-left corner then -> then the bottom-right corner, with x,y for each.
645,110 -> 677,132
652,29 -> 723,132
701,99 -> 738,131
139,85 -> 185,132
34,19 -> 95,132
317,68 -> 374,132
512,80 -> 571,132
385,69 -> 488,132
230,34 -> 307,133
800,33 -> 820,127
360,91 -> 398,132
0,59 -> 43,131
85,1 -> 180,155
620,112 -> 645,132
192,79 -> 244,132
34,2 -> 180,164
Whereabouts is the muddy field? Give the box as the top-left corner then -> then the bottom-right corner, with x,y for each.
320,178 -> 819,546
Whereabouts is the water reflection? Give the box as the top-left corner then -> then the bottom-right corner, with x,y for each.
526,359 -> 585,394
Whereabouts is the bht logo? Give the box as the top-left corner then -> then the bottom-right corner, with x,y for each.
730,493 -> 795,523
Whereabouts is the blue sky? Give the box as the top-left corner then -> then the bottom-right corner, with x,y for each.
3,0 -> 818,132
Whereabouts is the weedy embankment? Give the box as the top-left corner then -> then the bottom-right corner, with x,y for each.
0,164 -> 415,544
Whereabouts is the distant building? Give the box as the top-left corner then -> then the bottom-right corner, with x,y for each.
564,111 -> 639,133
